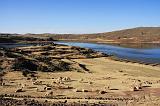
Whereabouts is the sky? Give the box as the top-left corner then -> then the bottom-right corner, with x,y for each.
0,0 -> 160,34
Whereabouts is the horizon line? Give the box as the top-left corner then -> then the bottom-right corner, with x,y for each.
0,26 -> 160,35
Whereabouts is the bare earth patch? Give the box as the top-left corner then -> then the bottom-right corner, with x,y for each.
0,44 -> 160,106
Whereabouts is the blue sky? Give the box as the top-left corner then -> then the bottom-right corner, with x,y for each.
0,0 -> 160,34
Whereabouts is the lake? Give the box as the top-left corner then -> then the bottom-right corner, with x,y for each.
0,42 -> 160,64
55,42 -> 160,64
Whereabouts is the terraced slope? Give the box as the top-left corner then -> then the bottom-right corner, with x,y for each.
0,43 -> 107,73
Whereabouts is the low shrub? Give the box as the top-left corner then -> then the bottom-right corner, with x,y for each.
13,58 -> 38,71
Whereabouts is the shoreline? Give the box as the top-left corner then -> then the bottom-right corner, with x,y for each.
1,41 -> 160,66
55,39 -> 160,48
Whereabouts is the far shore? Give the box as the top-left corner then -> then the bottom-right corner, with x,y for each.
55,39 -> 160,45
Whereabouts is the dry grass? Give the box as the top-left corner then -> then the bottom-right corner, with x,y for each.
0,57 -> 160,105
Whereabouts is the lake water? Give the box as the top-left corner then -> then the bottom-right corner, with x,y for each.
0,42 -> 160,64
55,42 -> 160,64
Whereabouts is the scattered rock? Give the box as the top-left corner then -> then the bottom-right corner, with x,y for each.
74,89 -> 82,92
46,87 -> 52,90
45,91 -> 53,96
62,77 -> 71,82
15,88 -> 24,92
99,91 -> 106,94
82,89 -> 89,92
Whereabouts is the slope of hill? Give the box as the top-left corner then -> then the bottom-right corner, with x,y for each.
51,27 -> 160,43
0,34 -> 55,43
1,27 -> 160,44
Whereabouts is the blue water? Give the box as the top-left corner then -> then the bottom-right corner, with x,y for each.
1,42 -> 160,63
55,42 -> 160,64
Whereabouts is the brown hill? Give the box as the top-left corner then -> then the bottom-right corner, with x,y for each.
51,27 -> 160,43
1,27 -> 160,44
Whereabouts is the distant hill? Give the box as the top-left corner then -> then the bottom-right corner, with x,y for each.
51,27 -> 160,43
0,33 -> 55,43
1,27 -> 160,44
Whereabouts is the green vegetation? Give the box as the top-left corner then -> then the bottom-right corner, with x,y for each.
13,58 -> 38,71
37,58 -> 71,72
22,70 -> 30,77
